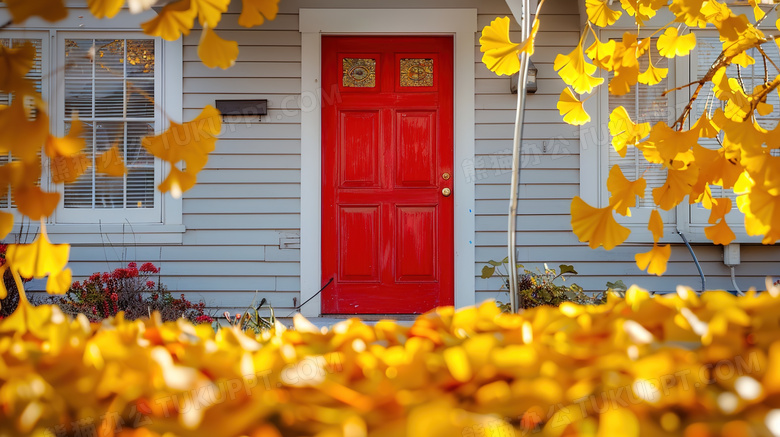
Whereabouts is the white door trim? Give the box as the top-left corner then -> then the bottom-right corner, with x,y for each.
299,8 -> 477,316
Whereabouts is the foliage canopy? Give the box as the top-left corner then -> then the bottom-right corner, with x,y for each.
481,0 -> 780,275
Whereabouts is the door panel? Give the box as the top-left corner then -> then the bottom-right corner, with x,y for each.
322,36 -> 453,314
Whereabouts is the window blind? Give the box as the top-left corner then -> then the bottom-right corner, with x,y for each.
608,40 -> 668,208
63,38 -> 156,210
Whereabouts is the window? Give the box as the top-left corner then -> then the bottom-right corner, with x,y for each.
584,26 -> 766,243
0,35 -> 46,210
56,34 -> 161,223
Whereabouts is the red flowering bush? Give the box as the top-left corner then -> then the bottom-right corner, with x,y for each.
54,262 -> 214,324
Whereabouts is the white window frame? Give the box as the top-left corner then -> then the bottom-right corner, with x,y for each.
54,32 -> 163,224
581,10 -> 761,244
0,7 -> 184,243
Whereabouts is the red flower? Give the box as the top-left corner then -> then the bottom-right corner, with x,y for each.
146,281 -> 155,289
140,263 -> 159,273
127,262 -> 137,269
110,293 -> 118,301
195,315 -> 214,324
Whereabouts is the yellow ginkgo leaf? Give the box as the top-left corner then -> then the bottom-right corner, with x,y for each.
5,225 -> 70,284
571,196 -> 631,250
0,42 -> 38,95
96,145 -> 128,177
238,0 -> 280,28
708,197 -> 733,224
47,268 -> 72,295
198,25 -> 239,69
480,17 -> 539,76
87,0 -> 124,19
652,167 -> 698,211
557,88 -> 591,126
143,105 -> 221,197
193,0 -> 230,27
635,243 -> 671,276
748,0 -> 766,21
657,27 -> 697,58
691,111 -> 719,138
0,211 -> 13,240
3,0 -> 68,24
609,106 -> 650,158
620,0 -> 668,25
670,0 -> 707,28
586,0 -> 622,27
638,58 -> 668,86
648,209 -> 664,242
50,153 -> 90,184
14,186 -> 60,220
45,115 -> 86,158
705,219 -> 736,245
636,122 -> 698,169
607,165 -> 646,216
585,35 -> 616,70
0,99 -> 50,163
742,185 -> 780,244
554,44 -> 604,95
732,51 -> 756,69
141,0 -> 197,41
158,167 -> 198,199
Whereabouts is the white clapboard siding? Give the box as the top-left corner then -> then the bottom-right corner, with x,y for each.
8,0 -> 772,319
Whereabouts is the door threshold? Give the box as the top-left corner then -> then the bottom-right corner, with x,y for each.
320,314 -> 419,321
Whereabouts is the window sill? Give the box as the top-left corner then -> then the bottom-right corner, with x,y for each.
8,223 -> 185,245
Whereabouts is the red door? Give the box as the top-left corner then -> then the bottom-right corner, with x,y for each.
321,36 -> 454,314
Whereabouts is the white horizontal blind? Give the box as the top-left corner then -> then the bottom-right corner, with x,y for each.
692,36 -> 780,205
0,38 -> 44,209
63,38 -> 156,210
608,40 -> 668,207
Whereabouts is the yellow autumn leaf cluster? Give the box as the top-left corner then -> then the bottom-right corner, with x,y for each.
5,289 -> 780,436
141,0 -> 280,69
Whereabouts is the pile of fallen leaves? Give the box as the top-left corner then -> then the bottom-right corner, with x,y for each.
2,285 -> 780,436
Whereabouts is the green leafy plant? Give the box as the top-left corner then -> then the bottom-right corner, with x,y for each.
222,295 -> 276,333
482,259 -> 610,310
53,262 -> 214,324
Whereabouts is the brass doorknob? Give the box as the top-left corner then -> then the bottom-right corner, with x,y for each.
442,188 -> 452,197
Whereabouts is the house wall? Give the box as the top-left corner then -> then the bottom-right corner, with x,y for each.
6,0 -> 779,317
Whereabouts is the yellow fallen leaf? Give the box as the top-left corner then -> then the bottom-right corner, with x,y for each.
141,0 -> 197,41
657,27 -> 696,58
238,0 -> 280,28
635,243 -> 671,276
607,165 -> 646,217
571,196 -> 631,250
5,224 -> 70,285
87,0 -> 124,19
586,0 -> 622,27
554,43 -> 604,95
609,106 -> 650,158
557,88 -> 591,126
96,145 -> 127,177
3,0 -> 67,23
14,186 -> 60,220
198,25 -> 239,69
